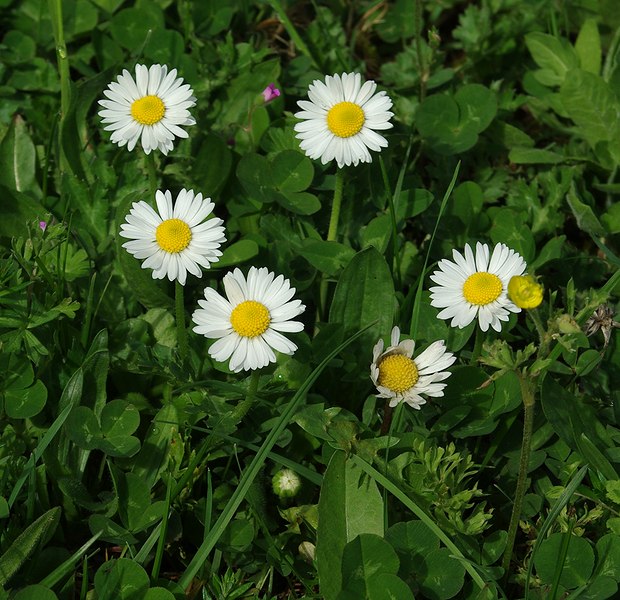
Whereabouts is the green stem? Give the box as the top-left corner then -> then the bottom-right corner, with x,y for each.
528,308 -> 547,356
502,374 -> 536,577
326,169 -> 345,243
414,0 -> 428,101
319,169 -> 345,318
48,0 -> 70,118
175,281 -> 188,361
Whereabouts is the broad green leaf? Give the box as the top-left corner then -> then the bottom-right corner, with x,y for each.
508,147 -> 564,164
329,247 -> 394,349
191,133 -> 232,197
217,519 -> 254,552
455,83 -> 497,132
566,184 -> 606,236
0,185 -> 46,238
489,207 -> 535,263
525,32 -> 579,85
94,558 -> 150,600
418,547 -> 466,599
14,586 -> 58,600
316,452 -> 385,600
298,239 -> 355,276
596,534 -> 620,581
101,400 -> 140,438
5,379 -> 47,419
0,507 -> 61,586
366,573 -> 414,600
0,114 -> 39,195
88,515 -> 137,545
386,520 -> 439,575
575,19 -> 601,75
395,188 -> 434,221
534,532 -> 593,588
575,433 -> 617,481
142,589 -> 176,600
132,404 -> 179,489
340,534 -> 400,596
560,69 -> 620,152
276,190 -> 321,215
65,406 -> 101,450
236,153 -> 274,203
109,7 -> 164,51
360,215 -> 391,253
217,239 -> 260,268
271,150 -> 314,192
0,497 -> 8,519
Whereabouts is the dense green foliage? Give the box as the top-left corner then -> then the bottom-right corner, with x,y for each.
1,0 -> 619,599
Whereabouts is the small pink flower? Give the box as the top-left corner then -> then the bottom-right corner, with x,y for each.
262,83 -> 281,103
39,221 -> 47,232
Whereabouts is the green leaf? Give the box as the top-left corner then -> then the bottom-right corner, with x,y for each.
298,239 -> 356,276
489,208 -> 535,263
508,147 -> 564,164
142,589 -> 177,600
101,400 -> 140,438
5,379 -> 47,419
386,520 -> 439,575
418,548 -> 466,600
0,507 -> 61,586
560,69 -> 620,153
132,404 -> 179,490
217,239 -> 260,268
275,190 -> 321,215
109,7 -> 164,51
271,150 -> 314,192
0,185 -> 46,238
361,215 -> 391,254
340,534 -> 400,596
329,247 -> 394,349
534,532 -> 594,588
525,32 -> 579,85
575,19 -> 601,75
94,558 -> 150,600
0,497 -> 8,519
316,452 -> 385,600
596,534 -> 620,581
0,114 -> 39,195
566,184 -> 606,237
14,586 -> 58,600
190,133 -> 232,197
65,406 -> 101,450
576,433 -> 617,481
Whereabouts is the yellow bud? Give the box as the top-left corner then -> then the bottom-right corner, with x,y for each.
508,275 -> 543,309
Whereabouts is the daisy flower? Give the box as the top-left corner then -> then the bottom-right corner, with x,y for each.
429,242 -> 527,333
192,267 -> 306,372
370,326 -> 456,409
98,64 -> 196,155
119,188 -> 226,286
294,72 -> 393,168
507,275 -> 543,309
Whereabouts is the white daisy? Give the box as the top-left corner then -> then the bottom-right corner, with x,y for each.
98,64 -> 196,155
429,242 -> 527,333
192,267 -> 306,372
294,72 -> 393,168
370,326 -> 456,409
119,188 -> 226,286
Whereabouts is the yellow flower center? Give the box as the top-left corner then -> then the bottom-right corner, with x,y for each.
508,275 -> 543,309
155,218 -> 192,253
462,272 -> 503,306
378,354 -> 419,393
327,101 -> 365,138
230,300 -> 271,338
131,95 -> 165,125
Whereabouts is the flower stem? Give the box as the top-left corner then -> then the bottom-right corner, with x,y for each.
379,155 -> 402,289
175,281 -> 188,361
502,374 -> 536,577
327,169 -> 345,243
319,168 -> 345,319
528,308 -> 548,356
231,370 -> 261,424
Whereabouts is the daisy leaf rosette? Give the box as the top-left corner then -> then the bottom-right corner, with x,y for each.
294,72 -> 394,168
98,64 -> 196,155
192,267 -> 306,372
119,188 -> 226,286
429,242 -> 527,332
370,326 -> 456,409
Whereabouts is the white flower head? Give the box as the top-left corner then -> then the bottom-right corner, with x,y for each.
294,72 -> 393,168
98,64 -> 196,155
192,267 -> 306,372
429,242 -> 527,332
370,326 -> 456,409
119,188 -> 226,286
